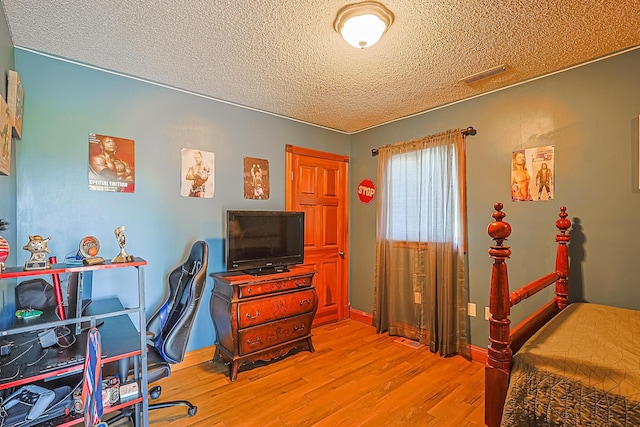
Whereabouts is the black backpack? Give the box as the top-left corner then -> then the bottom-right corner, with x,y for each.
15,278 -> 57,311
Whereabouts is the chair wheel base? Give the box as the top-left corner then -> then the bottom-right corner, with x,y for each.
149,385 -> 162,400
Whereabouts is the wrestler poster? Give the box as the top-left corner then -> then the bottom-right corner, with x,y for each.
511,145 -> 554,202
243,157 -> 270,200
88,133 -> 135,193
180,148 -> 215,198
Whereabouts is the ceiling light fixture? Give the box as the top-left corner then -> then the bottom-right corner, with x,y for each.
333,1 -> 395,49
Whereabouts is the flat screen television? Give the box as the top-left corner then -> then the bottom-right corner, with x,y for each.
226,210 -> 305,275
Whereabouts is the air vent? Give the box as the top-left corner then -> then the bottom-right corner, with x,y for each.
394,337 -> 422,349
460,65 -> 508,84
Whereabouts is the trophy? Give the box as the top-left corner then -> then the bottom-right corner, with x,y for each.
111,226 -> 134,263
79,236 -> 105,265
23,235 -> 52,270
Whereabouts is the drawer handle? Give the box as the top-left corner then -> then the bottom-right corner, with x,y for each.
295,280 -> 306,287
247,288 -> 252,294
293,324 -> 305,331
299,299 -> 311,306
247,337 -> 261,345
245,311 -> 260,320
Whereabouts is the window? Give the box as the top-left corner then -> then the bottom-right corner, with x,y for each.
386,144 -> 461,244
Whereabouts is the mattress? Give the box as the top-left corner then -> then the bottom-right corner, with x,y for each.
501,303 -> 640,426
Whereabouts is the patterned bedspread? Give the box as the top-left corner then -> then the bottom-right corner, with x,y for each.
501,303 -> 640,426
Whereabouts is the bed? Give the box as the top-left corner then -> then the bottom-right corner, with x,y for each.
484,203 -> 640,427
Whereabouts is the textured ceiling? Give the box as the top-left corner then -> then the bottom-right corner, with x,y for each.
1,1 -> 639,133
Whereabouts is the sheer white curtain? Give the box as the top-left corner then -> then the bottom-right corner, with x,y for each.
373,129 -> 469,356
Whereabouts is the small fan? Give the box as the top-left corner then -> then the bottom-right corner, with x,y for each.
79,236 -> 104,265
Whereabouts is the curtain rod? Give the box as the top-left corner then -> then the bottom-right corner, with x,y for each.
371,126 -> 476,156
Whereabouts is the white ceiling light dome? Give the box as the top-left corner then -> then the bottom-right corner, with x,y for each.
334,1 -> 395,49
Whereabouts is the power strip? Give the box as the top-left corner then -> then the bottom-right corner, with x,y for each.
119,381 -> 139,402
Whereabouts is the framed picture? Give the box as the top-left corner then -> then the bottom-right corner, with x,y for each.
0,97 -> 11,176
8,70 -> 24,139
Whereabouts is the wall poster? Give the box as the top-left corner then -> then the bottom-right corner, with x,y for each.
243,157 -> 270,200
88,133 -> 135,193
0,97 -> 11,176
511,145 -> 554,202
8,70 -> 24,139
181,148 -> 215,198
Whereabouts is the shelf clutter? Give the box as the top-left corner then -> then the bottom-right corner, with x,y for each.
0,258 -> 149,426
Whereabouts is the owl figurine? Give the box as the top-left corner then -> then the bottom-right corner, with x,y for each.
23,235 -> 52,270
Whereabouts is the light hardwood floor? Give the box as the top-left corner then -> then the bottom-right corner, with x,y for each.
113,320 -> 485,426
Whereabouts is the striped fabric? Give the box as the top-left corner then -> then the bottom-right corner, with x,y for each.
82,327 -> 103,426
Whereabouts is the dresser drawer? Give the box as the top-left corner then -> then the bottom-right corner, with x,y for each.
238,276 -> 312,299
238,312 -> 314,356
238,289 -> 316,328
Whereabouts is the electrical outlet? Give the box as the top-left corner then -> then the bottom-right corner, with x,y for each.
467,303 -> 476,317
485,306 -> 491,320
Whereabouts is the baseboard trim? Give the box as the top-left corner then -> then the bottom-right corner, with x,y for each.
349,308 -> 373,325
173,345 -> 215,372
469,344 -> 488,364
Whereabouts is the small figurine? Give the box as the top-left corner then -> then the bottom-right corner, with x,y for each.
23,235 -> 52,270
111,226 -> 134,263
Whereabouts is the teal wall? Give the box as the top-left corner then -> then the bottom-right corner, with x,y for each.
13,50 -> 350,350
350,48 -> 640,347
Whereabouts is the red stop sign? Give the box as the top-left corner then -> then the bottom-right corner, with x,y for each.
357,179 -> 376,204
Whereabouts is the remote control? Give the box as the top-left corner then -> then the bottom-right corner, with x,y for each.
4,384 -> 56,420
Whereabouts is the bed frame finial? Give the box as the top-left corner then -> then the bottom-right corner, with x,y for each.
556,206 -> 571,238
488,202 -> 512,257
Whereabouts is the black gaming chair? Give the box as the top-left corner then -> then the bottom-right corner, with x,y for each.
109,241 -> 209,425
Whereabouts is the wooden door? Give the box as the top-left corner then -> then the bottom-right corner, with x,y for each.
285,145 -> 349,326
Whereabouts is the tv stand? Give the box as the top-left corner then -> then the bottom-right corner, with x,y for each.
243,266 -> 289,276
210,266 -> 317,381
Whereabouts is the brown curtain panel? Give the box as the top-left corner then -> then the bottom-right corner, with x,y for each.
373,129 -> 470,357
